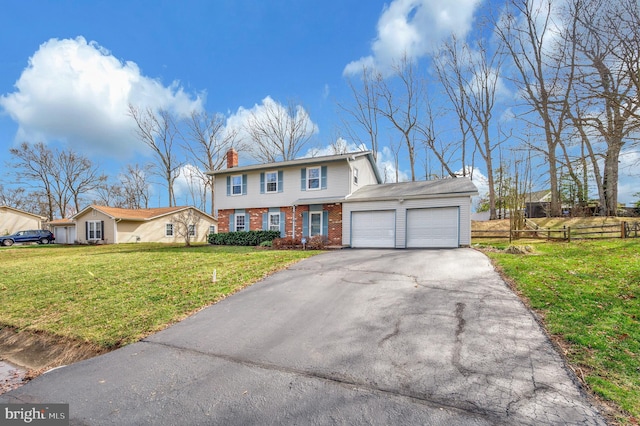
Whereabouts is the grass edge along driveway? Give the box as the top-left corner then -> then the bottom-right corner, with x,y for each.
482,239 -> 639,424
0,243 -> 319,349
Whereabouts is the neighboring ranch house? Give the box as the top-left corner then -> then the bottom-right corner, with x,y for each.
72,205 -> 217,244
0,206 -> 46,235
210,149 -> 478,248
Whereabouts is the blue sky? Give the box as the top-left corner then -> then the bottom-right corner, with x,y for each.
0,0 -> 638,211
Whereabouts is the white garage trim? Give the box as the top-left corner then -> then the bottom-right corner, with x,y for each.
406,207 -> 459,248
351,210 -> 396,248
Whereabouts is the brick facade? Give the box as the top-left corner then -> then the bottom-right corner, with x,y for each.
217,204 -> 343,246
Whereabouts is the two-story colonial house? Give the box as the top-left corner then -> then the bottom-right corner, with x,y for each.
210,149 -> 478,248
212,149 -> 380,246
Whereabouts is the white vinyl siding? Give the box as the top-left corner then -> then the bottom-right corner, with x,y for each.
214,162 -> 353,210
351,210 -> 396,248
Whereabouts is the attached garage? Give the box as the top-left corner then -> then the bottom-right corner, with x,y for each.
406,207 -> 459,248
342,179 -> 478,249
351,210 -> 395,248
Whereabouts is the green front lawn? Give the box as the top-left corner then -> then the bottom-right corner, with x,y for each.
0,243 -> 319,348
484,240 -> 640,422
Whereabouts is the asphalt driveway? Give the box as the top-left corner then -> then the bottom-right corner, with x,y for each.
1,249 -> 606,425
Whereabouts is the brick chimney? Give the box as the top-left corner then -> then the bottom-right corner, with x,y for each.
226,148 -> 238,169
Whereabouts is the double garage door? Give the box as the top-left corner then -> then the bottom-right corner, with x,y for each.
351,207 -> 459,248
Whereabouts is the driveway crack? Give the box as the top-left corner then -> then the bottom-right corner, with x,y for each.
141,339 -> 507,424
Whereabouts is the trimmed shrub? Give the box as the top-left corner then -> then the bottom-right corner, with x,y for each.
208,230 -> 281,246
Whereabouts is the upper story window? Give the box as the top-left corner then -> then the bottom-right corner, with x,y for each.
266,171 -> 278,193
301,166 -> 327,191
231,175 -> 243,195
307,167 -> 321,190
353,167 -> 359,185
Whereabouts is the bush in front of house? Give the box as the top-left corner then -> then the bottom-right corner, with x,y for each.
208,230 -> 281,246
272,237 -> 301,249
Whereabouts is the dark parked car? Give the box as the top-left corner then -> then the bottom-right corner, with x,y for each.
0,230 -> 55,246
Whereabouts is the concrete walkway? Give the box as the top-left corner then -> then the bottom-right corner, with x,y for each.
1,249 -> 606,425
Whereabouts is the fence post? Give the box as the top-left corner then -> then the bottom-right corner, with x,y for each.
567,226 -> 571,243
621,221 -> 627,239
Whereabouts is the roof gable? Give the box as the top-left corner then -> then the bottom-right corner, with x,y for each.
73,205 -> 216,222
0,205 -> 46,220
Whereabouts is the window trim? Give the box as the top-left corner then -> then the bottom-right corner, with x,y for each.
165,223 -> 174,237
87,220 -> 102,241
309,211 -> 322,236
268,212 -> 280,232
235,213 -> 246,232
307,166 -> 321,191
231,175 -> 243,196
265,171 -> 278,193
353,167 -> 359,185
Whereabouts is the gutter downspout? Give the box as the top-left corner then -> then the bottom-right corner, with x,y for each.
292,204 -> 296,239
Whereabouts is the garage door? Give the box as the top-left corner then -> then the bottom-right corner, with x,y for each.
351,210 -> 396,248
406,207 -> 459,248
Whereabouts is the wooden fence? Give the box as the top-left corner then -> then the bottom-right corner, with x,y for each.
472,221 -> 640,242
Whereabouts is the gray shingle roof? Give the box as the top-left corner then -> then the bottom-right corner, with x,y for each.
209,151 -> 381,182
344,178 -> 478,202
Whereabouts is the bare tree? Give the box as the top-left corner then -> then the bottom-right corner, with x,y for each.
173,208 -> 202,247
568,0 -> 640,215
94,181 -> 126,207
0,185 -> 27,210
9,142 -> 56,220
245,98 -> 315,163
376,54 -> 423,181
436,37 -> 506,219
120,163 -> 153,209
339,66 -> 381,161
434,35 -> 472,177
183,111 -> 238,214
9,143 -> 105,218
416,95 -> 458,179
60,150 -> 107,213
496,0 -> 576,217
129,105 -> 183,206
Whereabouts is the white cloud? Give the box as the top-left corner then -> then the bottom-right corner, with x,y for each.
174,163 -> 207,207
225,96 -> 318,162
344,0 -> 482,76
303,137 -> 368,158
0,37 -> 203,159
377,146 -> 411,182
